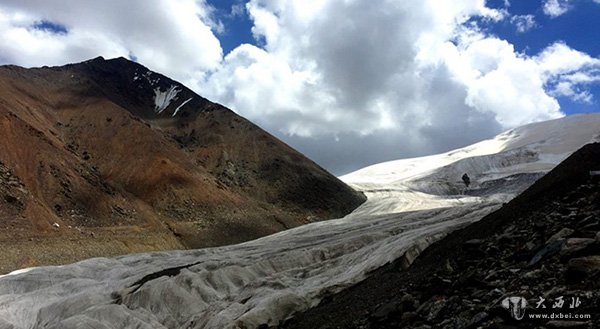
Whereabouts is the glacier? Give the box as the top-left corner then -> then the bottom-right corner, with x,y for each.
0,114 -> 599,329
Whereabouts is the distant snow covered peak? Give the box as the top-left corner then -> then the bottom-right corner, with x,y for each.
500,113 -> 600,155
340,137 -> 507,187
342,113 -> 600,189
153,85 -> 180,114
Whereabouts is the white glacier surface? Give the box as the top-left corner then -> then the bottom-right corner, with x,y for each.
0,114 -> 599,329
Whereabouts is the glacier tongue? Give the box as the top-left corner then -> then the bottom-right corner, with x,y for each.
0,114 -> 599,329
0,200 -> 500,329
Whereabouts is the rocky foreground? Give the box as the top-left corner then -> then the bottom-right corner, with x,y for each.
282,143 -> 600,329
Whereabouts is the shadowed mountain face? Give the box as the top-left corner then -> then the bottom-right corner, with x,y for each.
0,56 -> 365,273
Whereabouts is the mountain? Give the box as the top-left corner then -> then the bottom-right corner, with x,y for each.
0,114 -> 597,329
283,143 -> 600,329
0,57 -> 365,273
343,113 -> 600,204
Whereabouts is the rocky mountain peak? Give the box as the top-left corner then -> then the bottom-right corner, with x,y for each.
59,56 -> 211,120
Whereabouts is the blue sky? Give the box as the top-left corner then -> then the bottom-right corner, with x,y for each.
485,0 -> 600,115
489,1 -> 598,57
0,0 -> 598,173
207,0 -> 255,54
31,20 -> 68,35
209,0 -> 600,59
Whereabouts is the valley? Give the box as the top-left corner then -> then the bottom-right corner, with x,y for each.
1,113 -> 598,328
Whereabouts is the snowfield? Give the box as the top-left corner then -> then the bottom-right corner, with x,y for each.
153,85 -> 180,114
0,114 -> 599,329
173,97 -> 193,117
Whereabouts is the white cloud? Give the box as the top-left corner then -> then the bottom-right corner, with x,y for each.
230,3 -> 246,17
0,0 -> 599,173
510,14 -> 536,33
0,0 -> 223,84
450,38 -> 562,127
552,81 -> 593,103
543,0 -> 571,18
536,42 -> 600,75
536,42 -> 600,103
200,1 -> 576,134
202,0 -> 517,137
198,0 -> 600,172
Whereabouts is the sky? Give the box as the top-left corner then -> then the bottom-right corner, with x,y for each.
0,0 -> 598,175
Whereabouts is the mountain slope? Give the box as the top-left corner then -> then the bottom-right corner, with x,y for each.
0,57 -> 365,273
0,114 -> 597,329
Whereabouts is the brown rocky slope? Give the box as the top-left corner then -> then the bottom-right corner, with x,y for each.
0,57 -> 365,273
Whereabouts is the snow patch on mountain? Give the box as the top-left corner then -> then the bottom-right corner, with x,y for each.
153,85 -> 180,114
172,97 -> 192,117
134,69 -> 161,86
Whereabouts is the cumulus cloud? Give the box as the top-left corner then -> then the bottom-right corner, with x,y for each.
537,42 -> 600,103
0,0 -> 222,84
543,0 -> 571,18
0,0 -> 599,174
230,3 -> 246,17
510,14 -> 536,33
201,0 -> 516,138
199,0 -> 600,172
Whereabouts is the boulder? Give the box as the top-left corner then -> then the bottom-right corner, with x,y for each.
566,255 -> 600,282
546,228 -> 575,244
